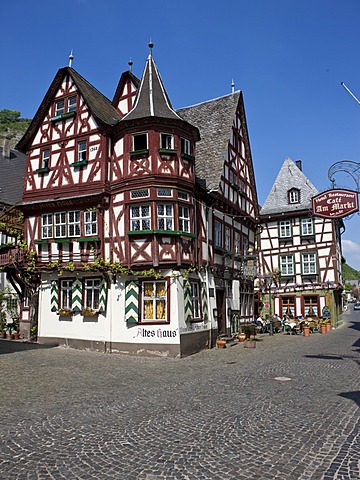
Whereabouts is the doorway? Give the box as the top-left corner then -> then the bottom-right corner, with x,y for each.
216,289 -> 226,335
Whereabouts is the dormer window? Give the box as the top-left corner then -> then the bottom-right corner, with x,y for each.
160,133 -> 173,150
288,188 -> 300,204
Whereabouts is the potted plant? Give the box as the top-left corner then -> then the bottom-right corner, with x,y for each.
241,325 -> 252,339
303,322 -> 311,337
216,336 -> 227,348
237,331 -> 247,342
320,321 -> 327,334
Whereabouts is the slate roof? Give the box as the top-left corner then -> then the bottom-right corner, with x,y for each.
177,92 -> 241,191
17,67 -> 121,152
260,157 -> 318,216
123,54 -> 182,121
0,147 -> 26,206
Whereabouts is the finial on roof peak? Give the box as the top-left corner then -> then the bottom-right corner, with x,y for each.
128,57 -> 133,72
231,79 -> 235,94
69,49 -> 74,68
148,39 -> 154,57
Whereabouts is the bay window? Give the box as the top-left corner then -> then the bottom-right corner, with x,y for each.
179,206 -> 190,232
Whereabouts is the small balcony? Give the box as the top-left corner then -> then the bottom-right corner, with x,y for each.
0,247 -> 25,266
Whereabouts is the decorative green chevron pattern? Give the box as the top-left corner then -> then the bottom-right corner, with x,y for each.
72,279 -> 82,312
201,282 -> 208,321
98,278 -> 107,313
184,281 -> 193,322
125,280 -> 138,323
50,280 -> 58,312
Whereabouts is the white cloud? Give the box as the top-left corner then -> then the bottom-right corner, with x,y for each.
342,239 -> 360,271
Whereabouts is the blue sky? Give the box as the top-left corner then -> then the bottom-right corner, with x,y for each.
1,0 -> 360,269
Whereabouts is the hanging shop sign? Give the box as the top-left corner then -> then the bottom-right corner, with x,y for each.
312,189 -> 359,219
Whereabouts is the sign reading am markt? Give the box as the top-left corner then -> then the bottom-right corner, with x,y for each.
312,189 -> 359,219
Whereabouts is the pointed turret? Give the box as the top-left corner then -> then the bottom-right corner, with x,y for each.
123,42 -> 182,122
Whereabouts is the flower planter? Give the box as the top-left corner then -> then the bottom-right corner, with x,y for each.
82,310 -> 98,317
216,339 -> 227,349
303,326 -> 310,337
58,310 -> 74,317
326,323 -> 331,333
244,340 -> 256,348
320,324 -> 327,334
13,332 -> 20,340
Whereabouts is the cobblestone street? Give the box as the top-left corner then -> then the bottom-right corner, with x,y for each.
1,310 -> 359,480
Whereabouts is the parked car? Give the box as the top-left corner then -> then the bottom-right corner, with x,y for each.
354,302 -> 360,311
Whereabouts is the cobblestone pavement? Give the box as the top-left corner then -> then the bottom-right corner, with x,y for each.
0,310 -> 359,480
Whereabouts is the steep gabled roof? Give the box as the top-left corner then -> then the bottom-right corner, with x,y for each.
0,147 -> 26,206
123,54 -> 182,121
17,67 -> 121,152
260,157 -> 318,216
112,70 -> 141,111
177,92 -> 241,191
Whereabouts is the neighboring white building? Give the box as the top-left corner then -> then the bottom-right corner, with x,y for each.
257,157 -> 344,326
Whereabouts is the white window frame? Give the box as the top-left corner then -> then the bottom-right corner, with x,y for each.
60,279 -> 73,309
289,189 -> 300,204
301,218 -> 314,236
279,220 -> 292,238
55,99 -> 65,116
179,206 -> 190,232
302,253 -> 317,275
160,133 -> 174,150
54,212 -> 67,238
68,210 -> 80,237
84,211 -> 97,236
77,140 -> 87,163
42,214 -> 53,239
190,281 -> 201,319
68,96 -> 77,112
84,278 -> 101,310
141,280 -> 167,323
157,204 -> 174,230
280,254 -> 294,276
130,205 -> 151,231
181,138 -> 191,155
42,149 -> 50,169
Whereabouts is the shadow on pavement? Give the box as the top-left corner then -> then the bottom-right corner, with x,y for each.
339,391 -> 360,408
0,339 -> 58,355
304,354 -> 344,360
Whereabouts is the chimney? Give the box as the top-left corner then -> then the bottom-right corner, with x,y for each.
295,160 -> 302,171
2,137 -> 11,159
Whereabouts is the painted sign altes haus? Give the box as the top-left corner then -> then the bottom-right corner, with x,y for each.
257,158 -> 344,326
10,46 -> 259,356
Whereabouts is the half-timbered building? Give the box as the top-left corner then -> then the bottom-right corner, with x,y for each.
14,46 -> 259,356
0,139 -> 26,327
257,157 -> 344,326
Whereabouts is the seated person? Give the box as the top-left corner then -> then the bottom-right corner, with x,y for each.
256,315 -> 266,333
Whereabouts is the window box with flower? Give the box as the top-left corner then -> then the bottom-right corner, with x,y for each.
57,308 -> 74,317
81,307 -> 98,317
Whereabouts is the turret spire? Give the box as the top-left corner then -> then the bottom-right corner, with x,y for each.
69,50 -> 74,68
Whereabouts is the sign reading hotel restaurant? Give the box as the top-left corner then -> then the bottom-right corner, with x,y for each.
312,189 -> 359,219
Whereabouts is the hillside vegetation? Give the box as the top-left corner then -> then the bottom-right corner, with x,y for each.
343,263 -> 360,280
0,109 -> 31,148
